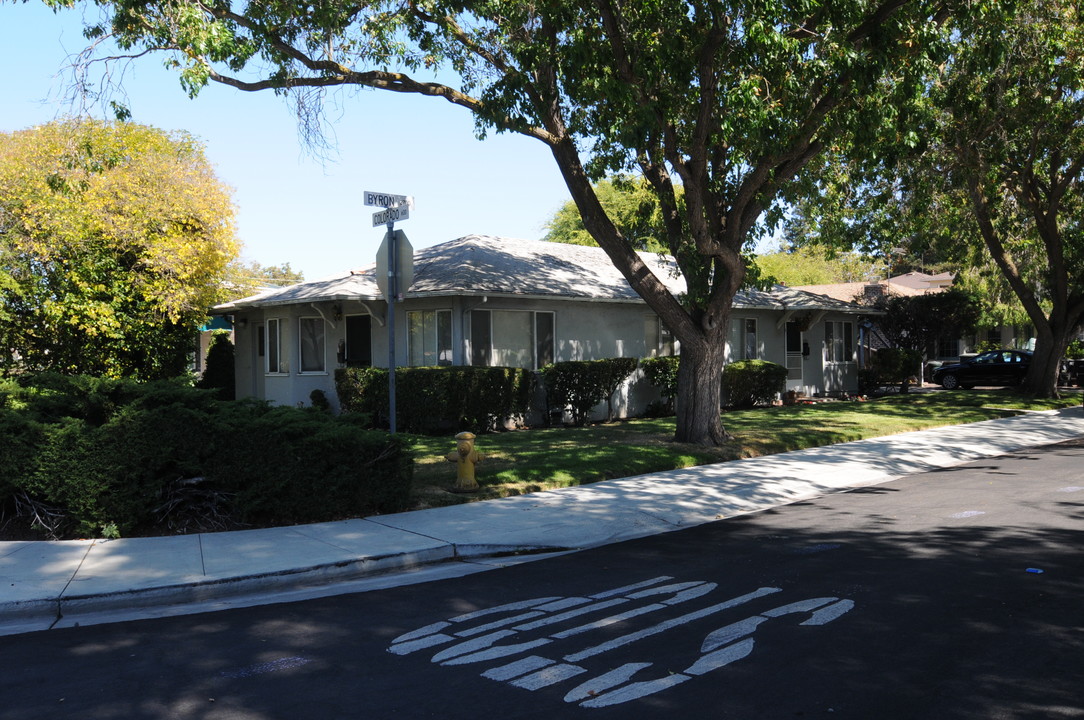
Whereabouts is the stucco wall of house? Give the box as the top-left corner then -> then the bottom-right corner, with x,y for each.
228,299 -> 863,420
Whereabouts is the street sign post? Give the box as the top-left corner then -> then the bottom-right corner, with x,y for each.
367,190 -> 413,435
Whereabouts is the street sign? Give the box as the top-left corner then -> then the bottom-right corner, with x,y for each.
364,191 -> 412,208
372,205 -> 410,227
375,230 -> 414,300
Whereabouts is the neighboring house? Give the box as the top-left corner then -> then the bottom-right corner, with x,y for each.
212,236 -> 872,418
794,272 -> 1041,365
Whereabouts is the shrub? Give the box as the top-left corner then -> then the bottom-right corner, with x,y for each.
335,366 -> 532,434
859,348 -> 923,394
722,359 -> 788,409
1,373 -> 414,538
209,405 -> 412,524
541,358 -> 639,426
197,332 -> 236,400
640,356 -> 680,413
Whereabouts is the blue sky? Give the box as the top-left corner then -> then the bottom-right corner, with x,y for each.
1,2 -> 574,280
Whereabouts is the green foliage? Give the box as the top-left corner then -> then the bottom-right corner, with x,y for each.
1066,341 -> 1084,360
722,360 -> 788,409
541,358 -> 639,426
754,243 -> 886,286
858,348 -> 924,394
0,118 -> 238,380
335,366 -> 533,434
640,356 -> 680,413
544,175 -> 672,253
209,405 -> 411,526
224,260 -> 305,301
869,288 -> 982,355
196,332 -> 236,399
0,374 -> 413,538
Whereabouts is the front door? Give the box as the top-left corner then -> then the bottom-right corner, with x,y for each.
785,321 -> 804,392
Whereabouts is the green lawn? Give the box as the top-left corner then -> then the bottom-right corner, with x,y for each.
405,389 -> 1083,510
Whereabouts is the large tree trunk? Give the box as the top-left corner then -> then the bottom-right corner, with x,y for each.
1022,318 -> 1074,398
674,333 -> 730,445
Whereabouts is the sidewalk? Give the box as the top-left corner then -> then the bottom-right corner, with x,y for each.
3,406 -> 1084,636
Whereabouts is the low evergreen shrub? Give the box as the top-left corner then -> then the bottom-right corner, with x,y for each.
722,359 -> 788,409
0,374 -> 414,539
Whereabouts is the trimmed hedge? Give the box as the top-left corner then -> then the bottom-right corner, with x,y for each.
722,359 -> 788,409
336,365 -> 533,434
541,358 -> 639,426
0,374 -> 412,539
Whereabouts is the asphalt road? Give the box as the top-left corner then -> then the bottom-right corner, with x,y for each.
2,439 -> 1082,720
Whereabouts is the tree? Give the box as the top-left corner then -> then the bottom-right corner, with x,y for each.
225,260 -> 304,301
755,243 -> 885,286
796,0 -> 1084,397
544,175 -> 671,253
867,288 -> 982,358
929,0 -> 1084,396
0,118 -> 237,379
46,0 -> 958,443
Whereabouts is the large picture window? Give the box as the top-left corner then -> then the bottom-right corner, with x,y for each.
471,310 -> 555,369
408,309 -> 452,366
825,321 -> 855,363
299,317 -> 325,372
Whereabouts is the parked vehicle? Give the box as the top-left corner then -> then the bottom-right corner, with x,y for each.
933,349 -> 1032,390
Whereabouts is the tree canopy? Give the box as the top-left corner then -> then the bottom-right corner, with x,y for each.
41,0 -> 962,443
0,118 -> 238,379
791,0 -> 1084,396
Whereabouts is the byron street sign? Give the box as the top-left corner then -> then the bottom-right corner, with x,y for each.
364,190 -> 411,209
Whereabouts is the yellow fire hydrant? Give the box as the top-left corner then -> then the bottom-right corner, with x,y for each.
445,431 -> 484,493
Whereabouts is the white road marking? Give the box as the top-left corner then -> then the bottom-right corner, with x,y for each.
388,578 -> 855,708
563,587 -> 781,662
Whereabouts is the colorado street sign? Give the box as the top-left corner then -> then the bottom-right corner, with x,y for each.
372,205 -> 410,227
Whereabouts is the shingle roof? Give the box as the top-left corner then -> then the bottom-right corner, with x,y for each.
215,235 -> 867,313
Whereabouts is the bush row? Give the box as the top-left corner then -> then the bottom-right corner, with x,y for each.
0,374 -> 412,540
540,358 -> 639,426
336,365 -> 533,434
722,359 -> 790,409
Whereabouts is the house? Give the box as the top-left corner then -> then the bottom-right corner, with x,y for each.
212,236 -> 873,418
793,272 -> 1037,364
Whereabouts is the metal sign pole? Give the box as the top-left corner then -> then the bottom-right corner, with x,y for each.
387,221 -> 398,435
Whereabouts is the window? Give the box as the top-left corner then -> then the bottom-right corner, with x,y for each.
266,318 -> 286,373
644,316 -> 675,357
471,310 -> 492,366
730,317 -> 758,360
299,317 -> 325,373
825,321 -> 855,363
345,315 -> 372,367
471,310 -> 555,369
408,309 -> 452,366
